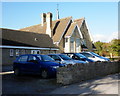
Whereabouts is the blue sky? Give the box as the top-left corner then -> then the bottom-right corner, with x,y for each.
1,2 -> 118,42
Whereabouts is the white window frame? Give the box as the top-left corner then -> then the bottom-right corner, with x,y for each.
70,37 -> 74,52
31,50 -> 41,54
16,49 -> 19,56
10,49 -> 14,56
21,49 -> 25,54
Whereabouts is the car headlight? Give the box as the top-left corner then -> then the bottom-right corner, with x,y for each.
52,66 -> 59,69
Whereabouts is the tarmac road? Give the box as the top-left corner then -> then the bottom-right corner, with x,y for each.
1,65 -> 120,95
51,73 -> 120,95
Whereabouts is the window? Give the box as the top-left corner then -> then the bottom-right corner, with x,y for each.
28,56 -> 37,62
70,38 -> 74,52
41,55 -> 54,61
31,50 -> 40,54
59,54 -> 72,60
16,49 -> 19,56
10,49 -> 14,56
81,53 -> 93,58
50,55 -> 61,61
65,38 -> 68,42
76,38 -> 80,52
18,56 -> 28,62
21,49 -> 25,54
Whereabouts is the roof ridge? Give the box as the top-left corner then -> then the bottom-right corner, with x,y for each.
74,17 -> 85,21
19,17 -> 72,30
19,24 -> 41,30
55,16 -> 72,21
2,27 -> 48,35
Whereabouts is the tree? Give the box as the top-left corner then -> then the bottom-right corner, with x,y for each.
94,41 -> 104,55
94,39 -> 120,57
110,39 -> 120,56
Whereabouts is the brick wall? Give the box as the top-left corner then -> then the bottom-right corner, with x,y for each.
57,61 -> 119,85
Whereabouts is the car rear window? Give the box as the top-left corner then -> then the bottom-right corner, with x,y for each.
18,56 -> 28,62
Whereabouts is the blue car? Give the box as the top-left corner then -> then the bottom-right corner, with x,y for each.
13,54 -> 64,78
63,53 -> 95,63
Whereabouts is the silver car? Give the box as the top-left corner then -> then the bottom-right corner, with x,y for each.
48,54 -> 86,65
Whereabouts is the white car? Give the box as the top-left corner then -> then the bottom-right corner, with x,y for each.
80,52 -> 106,62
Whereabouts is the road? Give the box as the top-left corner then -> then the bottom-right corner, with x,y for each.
1,65 -> 120,95
51,73 -> 120,95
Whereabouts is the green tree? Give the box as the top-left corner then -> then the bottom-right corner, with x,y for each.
94,39 -> 120,57
110,39 -> 120,56
94,41 -> 104,55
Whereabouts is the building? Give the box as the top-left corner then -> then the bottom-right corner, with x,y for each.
20,12 -> 95,53
1,28 -> 58,65
1,12 -> 96,65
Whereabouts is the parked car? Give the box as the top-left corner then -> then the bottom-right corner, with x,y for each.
48,54 -> 86,65
13,54 -> 65,78
62,53 -> 95,63
80,52 -> 110,62
89,52 -> 110,61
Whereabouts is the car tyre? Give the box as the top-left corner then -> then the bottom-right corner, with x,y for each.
14,68 -> 20,76
41,70 -> 48,79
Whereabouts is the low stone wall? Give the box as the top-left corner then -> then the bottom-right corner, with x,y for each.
57,61 -> 120,85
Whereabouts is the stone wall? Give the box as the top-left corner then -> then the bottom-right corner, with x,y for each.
57,61 -> 119,85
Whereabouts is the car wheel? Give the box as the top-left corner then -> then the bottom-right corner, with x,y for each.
14,68 -> 20,76
41,70 -> 48,79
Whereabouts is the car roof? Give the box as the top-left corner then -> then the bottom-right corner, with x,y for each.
48,54 -> 63,55
62,53 -> 75,54
19,54 -> 43,57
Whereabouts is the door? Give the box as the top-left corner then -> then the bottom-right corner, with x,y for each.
26,55 -> 41,73
17,55 -> 29,72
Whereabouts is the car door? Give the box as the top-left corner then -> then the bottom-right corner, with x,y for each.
26,55 -> 41,73
16,55 -> 29,72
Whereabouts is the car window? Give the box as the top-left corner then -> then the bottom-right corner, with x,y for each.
90,52 -> 100,57
75,53 -> 86,58
41,55 -> 54,61
50,55 -> 61,61
81,53 -> 93,58
18,55 -> 28,62
59,54 -> 72,60
36,55 -> 42,60
67,54 -> 74,58
28,56 -> 37,62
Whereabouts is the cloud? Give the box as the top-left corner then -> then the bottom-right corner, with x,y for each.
93,32 -> 118,42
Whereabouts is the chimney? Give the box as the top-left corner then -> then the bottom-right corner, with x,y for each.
41,13 -> 46,26
46,12 -> 53,37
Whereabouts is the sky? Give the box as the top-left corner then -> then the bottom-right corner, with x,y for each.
1,1 -> 118,42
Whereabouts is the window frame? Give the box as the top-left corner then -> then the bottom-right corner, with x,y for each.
10,49 -> 14,57
16,49 -> 20,56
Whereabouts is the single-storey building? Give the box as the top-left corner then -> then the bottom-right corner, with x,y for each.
1,28 -> 58,65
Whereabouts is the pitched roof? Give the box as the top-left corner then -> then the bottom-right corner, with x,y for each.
1,28 -> 57,48
65,22 -> 76,37
74,18 -> 84,27
20,17 -> 72,43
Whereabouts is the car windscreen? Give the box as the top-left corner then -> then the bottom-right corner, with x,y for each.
40,55 -> 55,61
90,52 -> 100,57
59,54 -> 72,60
80,53 -> 93,58
75,53 -> 86,58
